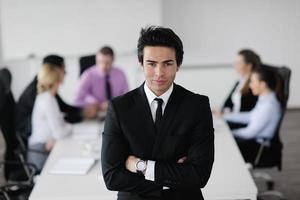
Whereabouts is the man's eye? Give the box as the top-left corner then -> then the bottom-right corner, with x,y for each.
148,63 -> 156,67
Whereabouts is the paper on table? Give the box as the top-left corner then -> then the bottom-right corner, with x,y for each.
49,157 -> 96,175
72,122 -> 100,140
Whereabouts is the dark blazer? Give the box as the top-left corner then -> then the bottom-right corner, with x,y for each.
101,83 -> 214,200
223,81 -> 258,112
15,76 -> 83,144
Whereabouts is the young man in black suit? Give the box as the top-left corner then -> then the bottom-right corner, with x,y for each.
101,26 -> 214,200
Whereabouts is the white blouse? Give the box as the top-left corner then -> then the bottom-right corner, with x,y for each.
224,92 -> 282,144
231,78 -> 246,113
29,91 -> 72,146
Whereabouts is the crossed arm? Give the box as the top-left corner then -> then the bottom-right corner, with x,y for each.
101,99 -> 214,194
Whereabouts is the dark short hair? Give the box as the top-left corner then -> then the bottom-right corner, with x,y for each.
238,49 -> 261,71
98,46 -> 114,59
137,26 -> 184,66
253,66 -> 284,106
42,55 -> 65,68
254,67 -> 277,90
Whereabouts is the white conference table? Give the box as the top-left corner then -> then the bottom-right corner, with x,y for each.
29,119 -> 257,200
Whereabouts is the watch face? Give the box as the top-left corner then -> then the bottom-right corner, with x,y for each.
137,160 -> 146,171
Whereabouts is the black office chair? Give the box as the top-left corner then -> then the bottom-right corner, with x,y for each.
251,64 -> 291,200
79,54 -> 95,76
0,68 -> 36,200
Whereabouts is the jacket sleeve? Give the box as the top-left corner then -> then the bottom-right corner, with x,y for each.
154,96 -> 215,189
101,101 -> 162,194
56,95 -> 83,123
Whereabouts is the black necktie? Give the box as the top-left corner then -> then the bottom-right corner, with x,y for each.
105,74 -> 112,100
154,98 -> 163,131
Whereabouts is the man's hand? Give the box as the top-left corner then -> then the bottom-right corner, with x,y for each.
125,155 -> 139,173
83,103 -> 99,119
99,101 -> 109,112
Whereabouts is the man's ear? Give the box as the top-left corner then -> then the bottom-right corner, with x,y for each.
176,66 -> 180,72
139,62 -> 144,70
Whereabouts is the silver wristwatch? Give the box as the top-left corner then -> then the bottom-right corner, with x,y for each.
135,159 -> 147,174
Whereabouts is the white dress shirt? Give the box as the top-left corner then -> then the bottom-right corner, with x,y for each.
224,92 -> 281,145
29,91 -> 72,146
143,83 -> 173,185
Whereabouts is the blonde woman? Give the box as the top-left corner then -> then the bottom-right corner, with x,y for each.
27,63 -> 72,171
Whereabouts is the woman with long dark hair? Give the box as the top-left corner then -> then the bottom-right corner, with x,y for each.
223,49 -> 261,112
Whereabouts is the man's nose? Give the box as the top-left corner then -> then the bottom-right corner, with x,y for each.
155,65 -> 164,77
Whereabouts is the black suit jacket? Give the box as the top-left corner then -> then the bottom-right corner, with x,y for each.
101,83 -> 214,200
222,81 -> 258,112
15,76 -> 83,144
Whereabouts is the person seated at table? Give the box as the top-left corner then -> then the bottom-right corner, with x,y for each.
223,67 -> 283,163
214,49 -> 261,129
16,55 -> 98,147
74,46 -> 129,113
27,63 -> 73,171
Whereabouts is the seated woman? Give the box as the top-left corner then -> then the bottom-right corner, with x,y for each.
27,63 -> 72,171
223,67 -> 283,164
217,49 -> 261,129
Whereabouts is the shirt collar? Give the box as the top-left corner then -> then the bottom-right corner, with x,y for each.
95,65 -> 114,77
144,82 -> 174,106
259,91 -> 276,101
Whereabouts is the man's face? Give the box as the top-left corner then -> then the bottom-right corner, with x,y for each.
141,46 -> 179,96
96,53 -> 113,73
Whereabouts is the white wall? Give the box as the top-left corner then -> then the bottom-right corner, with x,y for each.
162,0 -> 300,108
0,0 -> 161,60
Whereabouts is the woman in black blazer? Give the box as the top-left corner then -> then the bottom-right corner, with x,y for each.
222,49 -> 261,129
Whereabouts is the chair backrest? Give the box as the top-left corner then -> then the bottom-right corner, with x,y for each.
0,68 -> 15,143
79,55 -> 96,76
255,64 -> 291,170
262,64 -> 291,109
0,68 -> 20,178
262,64 -> 291,132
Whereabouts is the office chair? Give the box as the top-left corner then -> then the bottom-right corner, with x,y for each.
0,68 -> 37,200
251,64 -> 291,200
0,160 -> 36,200
79,54 -> 95,76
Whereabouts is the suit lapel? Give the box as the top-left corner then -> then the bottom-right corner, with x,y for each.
135,83 -> 157,136
151,84 -> 184,157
